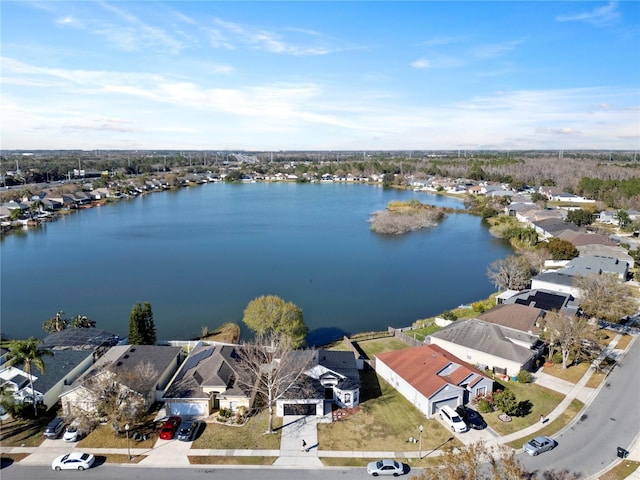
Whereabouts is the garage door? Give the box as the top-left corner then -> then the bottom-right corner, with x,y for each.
283,404 -> 316,416
169,402 -> 207,417
431,397 -> 459,415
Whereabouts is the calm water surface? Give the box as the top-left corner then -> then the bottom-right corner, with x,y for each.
1,183 -> 512,345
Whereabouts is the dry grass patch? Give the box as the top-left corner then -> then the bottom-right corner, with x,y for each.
586,370 -> 606,389
199,322 -> 241,344
541,361 -> 590,384
598,460 -> 640,480
192,410 -> 281,450
318,371 -> 461,453
505,399 -> 583,449
77,424 -> 156,450
100,454 -> 146,464
614,334 -> 633,351
0,453 -> 31,464
484,379 -> 565,436
188,456 -> 276,465
0,417 -> 47,447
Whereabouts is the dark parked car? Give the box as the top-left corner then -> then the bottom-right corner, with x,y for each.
456,405 -> 487,430
177,419 -> 201,442
159,416 -> 181,440
43,417 -> 65,439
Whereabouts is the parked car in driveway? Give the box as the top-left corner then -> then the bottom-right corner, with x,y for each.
439,405 -> 468,433
51,452 -> 95,471
43,417 -> 65,439
63,425 -> 81,442
456,405 -> 487,430
177,419 -> 200,442
523,436 -> 557,456
159,415 -> 181,440
367,459 -> 403,476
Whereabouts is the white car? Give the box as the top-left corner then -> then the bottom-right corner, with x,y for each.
439,405 -> 468,433
367,459 -> 403,476
63,425 -> 81,442
51,452 -> 95,471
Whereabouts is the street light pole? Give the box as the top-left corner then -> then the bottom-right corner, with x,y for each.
125,424 -> 131,461
418,424 -> 424,460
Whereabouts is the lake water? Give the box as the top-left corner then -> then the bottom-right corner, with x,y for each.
0,183 -> 512,345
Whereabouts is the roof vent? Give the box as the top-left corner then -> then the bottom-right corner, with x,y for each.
116,361 -> 123,367
123,355 -> 129,359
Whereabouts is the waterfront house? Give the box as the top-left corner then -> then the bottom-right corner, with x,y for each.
60,344 -> 182,418
162,344 -> 251,417
375,344 -> 493,417
275,349 -> 361,417
427,319 -> 539,377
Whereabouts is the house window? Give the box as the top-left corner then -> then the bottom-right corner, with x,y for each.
344,393 -> 351,405
475,386 -> 487,397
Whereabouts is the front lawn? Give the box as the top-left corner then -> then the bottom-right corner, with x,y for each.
483,379 -> 565,436
0,417 -> 47,447
77,423 -> 156,450
318,370 -> 462,453
192,409 -> 281,450
541,361 -> 590,384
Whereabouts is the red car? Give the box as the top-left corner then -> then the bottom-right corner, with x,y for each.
159,416 -> 181,440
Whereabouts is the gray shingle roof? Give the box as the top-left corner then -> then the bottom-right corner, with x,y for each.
430,319 -> 536,364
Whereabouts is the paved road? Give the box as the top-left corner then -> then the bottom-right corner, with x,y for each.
520,335 -> 640,478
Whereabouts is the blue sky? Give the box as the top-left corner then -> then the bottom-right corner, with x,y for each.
1,1 -> 638,151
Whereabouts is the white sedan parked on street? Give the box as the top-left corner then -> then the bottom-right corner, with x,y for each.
51,452 -> 95,471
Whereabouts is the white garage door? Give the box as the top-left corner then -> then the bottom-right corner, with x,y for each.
431,397 -> 459,415
168,402 -> 206,417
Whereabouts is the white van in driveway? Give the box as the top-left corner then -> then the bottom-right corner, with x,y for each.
439,405 -> 468,433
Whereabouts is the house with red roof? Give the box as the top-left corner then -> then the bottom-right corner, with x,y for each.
375,344 -> 493,418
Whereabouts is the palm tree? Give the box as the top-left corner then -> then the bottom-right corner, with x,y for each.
4,337 -> 53,416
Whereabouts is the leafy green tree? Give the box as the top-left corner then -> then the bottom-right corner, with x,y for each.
494,389 -> 518,416
566,209 -> 595,227
42,310 -> 68,333
546,238 -> 579,260
530,192 -> 547,204
128,302 -> 156,345
242,295 -> 308,348
4,337 -> 53,416
615,209 -> 631,229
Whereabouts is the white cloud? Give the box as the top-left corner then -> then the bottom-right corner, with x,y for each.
556,1 -> 621,26
411,59 -> 431,69
471,40 -> 523,60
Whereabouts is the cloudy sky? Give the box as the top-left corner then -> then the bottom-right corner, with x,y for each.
1,1 -> 638,151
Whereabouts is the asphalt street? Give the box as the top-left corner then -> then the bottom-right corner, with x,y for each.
519,334 -> 640,477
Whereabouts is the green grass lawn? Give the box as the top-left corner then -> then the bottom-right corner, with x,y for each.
318,370 -> 462,453
505,399 -> 584,449
483,379 -> 565,436
192,410 -> 281,450
355,337 -> 410,359
78,422 -> 157,450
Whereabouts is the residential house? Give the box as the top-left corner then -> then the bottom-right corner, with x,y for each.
560,255 -> 629,280
530,271 -> 580,298
275,349 -> 361,417
162,344 -> 251,417
475,304 -> 544,340
501,289 -> 580,317
531,218 -> 579,240
557,230 -> 618,248
577,244 -> 635,268
375,344 -> 493,417
427,319 -> 539,377
60,344 -> 182,417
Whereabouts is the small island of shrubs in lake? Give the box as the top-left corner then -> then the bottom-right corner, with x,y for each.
368,199 -> 448,235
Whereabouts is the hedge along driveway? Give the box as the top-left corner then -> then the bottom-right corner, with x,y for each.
317,370 -> 463,452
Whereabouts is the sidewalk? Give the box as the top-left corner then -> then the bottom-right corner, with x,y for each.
2,333 -> 638,477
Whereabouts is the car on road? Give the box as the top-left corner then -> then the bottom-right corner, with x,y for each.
456,405 -> 487,430
367,459 -> 403,476
177,419 -> 201,442
43,417 -> 65,439
523,436 -> 557,456
51,452 -> 95,471
63,425 -> 81,442
159,415 -> 181,440
439,405 -> 468,433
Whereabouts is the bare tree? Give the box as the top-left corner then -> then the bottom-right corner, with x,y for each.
542,311 -> 598,369
418,442 -> 525,480
574,273 -> 637,323
487,254 -> 533,291
236,332 -> 315,434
